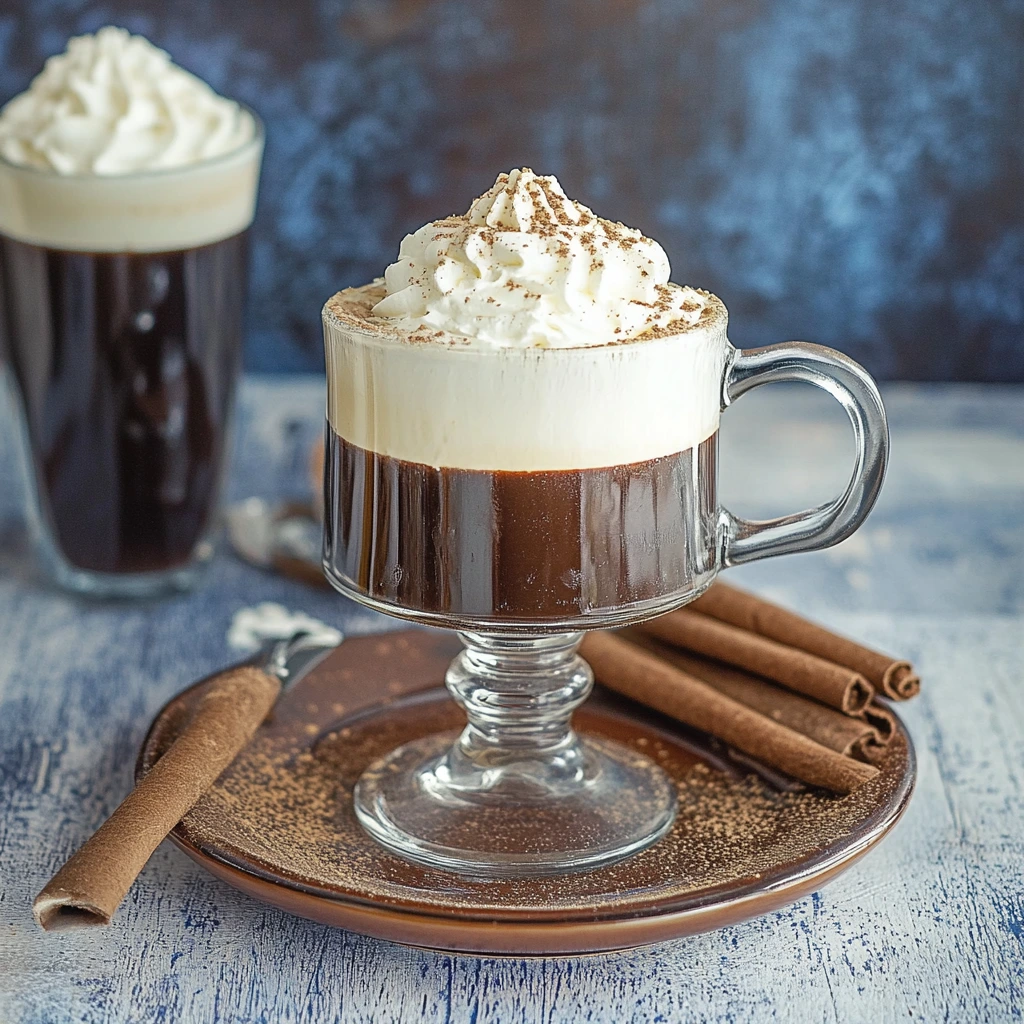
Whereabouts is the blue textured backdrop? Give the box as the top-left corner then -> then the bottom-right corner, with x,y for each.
2,0 -> 1022,380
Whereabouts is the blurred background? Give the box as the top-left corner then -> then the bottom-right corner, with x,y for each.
2,0 -> 1021,380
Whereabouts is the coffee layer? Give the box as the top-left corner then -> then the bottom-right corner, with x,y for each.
324,430 -> 718,622
3,232 -> 246,573
323,284 -> 729,471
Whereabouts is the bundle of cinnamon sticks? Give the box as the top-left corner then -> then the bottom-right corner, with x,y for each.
581,581 -> 920,795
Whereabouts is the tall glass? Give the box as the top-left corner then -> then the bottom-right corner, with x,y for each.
322,296 -> 889,877
0,118 -> 263,596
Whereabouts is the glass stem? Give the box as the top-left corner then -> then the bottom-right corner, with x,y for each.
441,632 -> 592,796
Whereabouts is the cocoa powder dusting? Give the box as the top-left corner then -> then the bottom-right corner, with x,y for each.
324,281 -> 726,349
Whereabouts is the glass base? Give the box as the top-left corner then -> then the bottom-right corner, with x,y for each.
29,535 -> 215,599
41,545 -> 215,598
351,631 -> 677,878
354,731 -> 677,877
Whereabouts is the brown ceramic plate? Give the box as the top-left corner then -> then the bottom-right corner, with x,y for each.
137,631 -> 915,956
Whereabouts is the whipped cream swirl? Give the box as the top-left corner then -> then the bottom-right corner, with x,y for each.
372,168 -> 706,348
0,27 -> 255,175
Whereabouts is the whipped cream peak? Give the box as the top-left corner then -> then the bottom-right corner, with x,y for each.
0,26 -> 255,175
371,168 -> 707,349
466,168 -> 587,231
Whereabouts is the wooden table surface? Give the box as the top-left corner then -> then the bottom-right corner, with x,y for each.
1,378 -> 1021,1024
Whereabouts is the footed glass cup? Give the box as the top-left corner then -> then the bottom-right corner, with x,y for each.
322,308 -> 889,877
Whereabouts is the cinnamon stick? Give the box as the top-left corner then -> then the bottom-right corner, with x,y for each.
620,630 -> 885,762
860,701 -> 896,745
691,582 -> 920,700
639,609 -> 874,715
33,667 -> 280,931
580,632 -> 879,794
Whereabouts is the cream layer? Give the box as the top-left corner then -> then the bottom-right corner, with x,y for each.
323,284 -> 731,472
0,132 -> 262,252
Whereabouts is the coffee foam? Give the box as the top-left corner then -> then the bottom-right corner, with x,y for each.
0,131 -> 262,252
323,284 -> 730,472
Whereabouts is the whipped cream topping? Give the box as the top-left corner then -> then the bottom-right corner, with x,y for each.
0,26 -> 254,175
372,168 -> 707,349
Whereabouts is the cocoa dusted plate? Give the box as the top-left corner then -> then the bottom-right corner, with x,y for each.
137,631 -> 915,956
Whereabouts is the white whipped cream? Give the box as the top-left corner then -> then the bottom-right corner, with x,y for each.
0,26 -> 254,175
227,604 -> 343,654
371,168 -> 707,349
0,28 -> 262,252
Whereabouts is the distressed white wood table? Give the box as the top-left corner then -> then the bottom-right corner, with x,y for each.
1,378 -> 1022,1024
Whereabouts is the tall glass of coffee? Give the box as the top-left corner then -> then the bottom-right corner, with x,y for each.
322,169 -> 889,877
0,28 -> 263,596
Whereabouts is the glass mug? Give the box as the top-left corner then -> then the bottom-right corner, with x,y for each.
322,297 -> 888,876
0,118 -> 263,597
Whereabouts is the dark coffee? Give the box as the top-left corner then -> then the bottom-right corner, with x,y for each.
0,232 -> 247,574
324,431 -> 718,621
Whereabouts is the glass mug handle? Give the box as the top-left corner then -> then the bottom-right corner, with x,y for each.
719,342 -> 889,566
